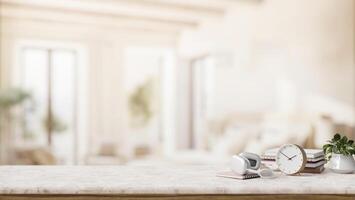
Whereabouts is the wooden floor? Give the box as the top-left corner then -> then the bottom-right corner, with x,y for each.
0,194 -> 354,200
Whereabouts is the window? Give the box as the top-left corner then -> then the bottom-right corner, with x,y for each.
123,47 -> 176,156
20,47 -> 78,164
191,56 -> 216,150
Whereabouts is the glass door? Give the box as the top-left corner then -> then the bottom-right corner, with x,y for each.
20,47 -> 77,164
191,56 -> 215,150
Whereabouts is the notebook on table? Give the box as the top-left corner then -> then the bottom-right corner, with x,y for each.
216,171 -> 260,180
302,165 -> 325,174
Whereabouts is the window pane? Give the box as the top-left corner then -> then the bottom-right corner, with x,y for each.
51,50 -> 76,164
22,48 -> 48,145
124,47 -> 162,153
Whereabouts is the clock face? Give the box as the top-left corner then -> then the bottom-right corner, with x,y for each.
276,144 -> 306,175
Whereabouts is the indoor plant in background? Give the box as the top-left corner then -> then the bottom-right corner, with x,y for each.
323,133 -> 355,174
0,88 -> 33,163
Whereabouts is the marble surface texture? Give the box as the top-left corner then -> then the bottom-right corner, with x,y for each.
0,165 -> 354,195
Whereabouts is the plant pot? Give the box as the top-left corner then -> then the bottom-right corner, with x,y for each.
328,153 -> 355,174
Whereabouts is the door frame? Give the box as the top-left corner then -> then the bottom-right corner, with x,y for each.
12,39 -> 88,164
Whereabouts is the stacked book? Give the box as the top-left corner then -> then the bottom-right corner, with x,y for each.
261,148 -> 325,173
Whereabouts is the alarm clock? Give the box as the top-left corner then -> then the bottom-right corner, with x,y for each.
276,144 -> 307,175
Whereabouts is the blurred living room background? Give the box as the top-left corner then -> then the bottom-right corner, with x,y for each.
0,0 -> 354,165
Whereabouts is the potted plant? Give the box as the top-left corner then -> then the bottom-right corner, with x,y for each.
323,133 -> 355,174
0,88 -> 33,163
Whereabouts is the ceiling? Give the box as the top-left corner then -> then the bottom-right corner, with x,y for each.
0,0 -> 261,33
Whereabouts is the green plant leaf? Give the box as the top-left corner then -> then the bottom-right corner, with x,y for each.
325,152 -> 332,161
324,133 -> 354,156
323,144 -> 332,153
333,133 -> 341,141
323,144 -> 332,148
340,136 -> 348,144
325,146 -> 332,155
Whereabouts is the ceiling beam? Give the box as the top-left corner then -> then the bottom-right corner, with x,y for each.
0,3 -> 197,33
0,0 -> 225,26
134,0 -> 263,10
91,0 -> 225,16
132,0 -> 233,10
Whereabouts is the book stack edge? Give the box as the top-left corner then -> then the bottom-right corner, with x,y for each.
261,148 -> 325,173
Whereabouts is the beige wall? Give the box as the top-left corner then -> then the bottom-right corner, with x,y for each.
1,0 -> 354,155
178,0 -> 354,117
0,14 -> 177,160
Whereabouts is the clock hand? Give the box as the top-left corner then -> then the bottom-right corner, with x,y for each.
280,151 -> 291,159
289,155 -> 297,160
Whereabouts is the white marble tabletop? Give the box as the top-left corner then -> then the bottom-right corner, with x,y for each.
0,165 -> 354,195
